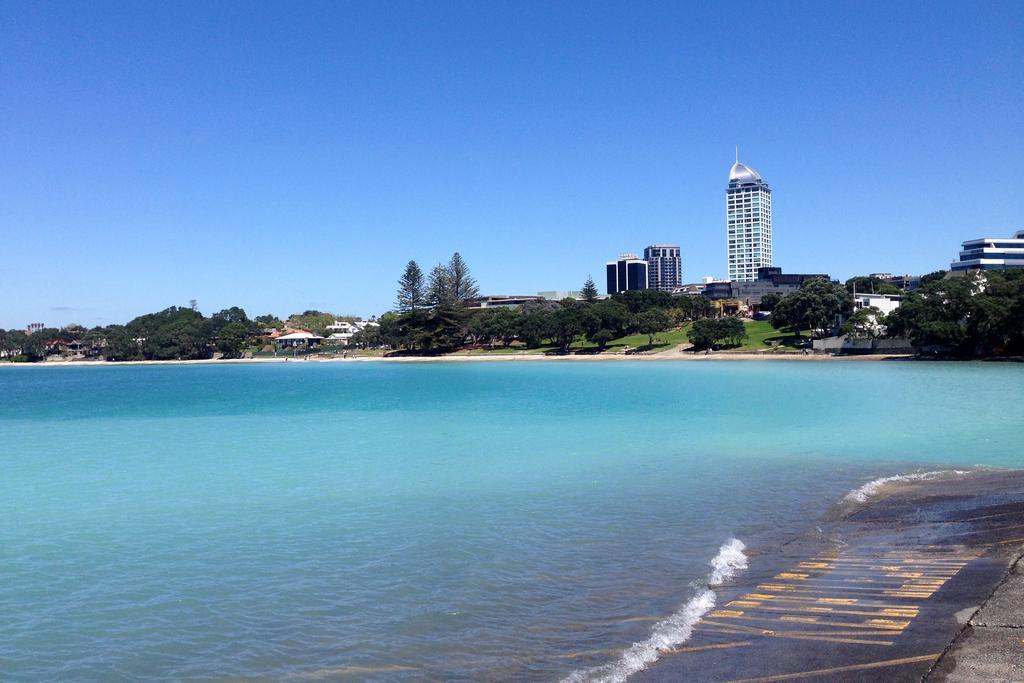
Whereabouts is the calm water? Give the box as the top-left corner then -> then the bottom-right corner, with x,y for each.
2,361 -> 1022,681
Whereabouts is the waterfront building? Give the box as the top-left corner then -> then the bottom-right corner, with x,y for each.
727,154 -> 773,282
643,245 -> 682,291
950,230 -> 1024,272
605,253 -> 649,294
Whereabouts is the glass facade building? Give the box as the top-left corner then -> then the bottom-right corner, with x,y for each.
605,254 -> 649,294
726,159 -> 772,282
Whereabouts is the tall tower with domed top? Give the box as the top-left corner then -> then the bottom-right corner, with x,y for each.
726,152 -> 772,282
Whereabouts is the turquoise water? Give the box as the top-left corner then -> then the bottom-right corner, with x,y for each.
2,361 -> 1022,680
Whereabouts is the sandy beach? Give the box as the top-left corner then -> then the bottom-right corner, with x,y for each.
1,350 -> 917,367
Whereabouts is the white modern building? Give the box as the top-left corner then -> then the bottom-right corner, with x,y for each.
643,244 -> 682,291
951,230 -> 1024,272
726,154 -> 773,282
852,292 -> 902,316
324,320 -> 379,344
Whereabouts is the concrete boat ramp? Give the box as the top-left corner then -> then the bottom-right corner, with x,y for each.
637,469 -> 1024,682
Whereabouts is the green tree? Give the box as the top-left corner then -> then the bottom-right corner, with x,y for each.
468,307 -> 520,347
634,309 -> 673,348
103,325 -> 141,361
427,263 -> 454,309
687,318 -> 747,350
771,278 -> 853,338
841,307 -> 885,339
287,311 -> 341,336
216,322 -> 250,358
590,299 -> 632,337
550,307 -> 586,353
886,270 -> 1024,356
349,324 -> 383,349
581,275 -> 599,303
845,276 -> 901,295
517,310 -> 553,348
254,314 -> 283,330
688,319 -> 718,350
759,293 -> 781,312
396,260 -> 426,314
719,317 -> 747,346
447,252 -> 480,304
127,306 -> 213,360
613,289 -> 674,313
589,328 -> 615,351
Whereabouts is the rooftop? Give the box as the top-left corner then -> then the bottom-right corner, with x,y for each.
728,161 -> 763,184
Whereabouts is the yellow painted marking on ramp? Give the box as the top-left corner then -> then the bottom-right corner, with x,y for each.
708,610 -> 745,618
702,612 -> 911,632
666,640 -> 752,654
725,603 -> 915,619
996,536 -> 1024,545
798,562 -> 831,569
863,618 -> 911,630
775,572 -> 809,580
779,615 -> 819,624
816,597 -> 857,604
700,623 -> 894,646
721,652 -> 941,682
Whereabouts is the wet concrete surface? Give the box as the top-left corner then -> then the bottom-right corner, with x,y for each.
635,469 -> 1024,682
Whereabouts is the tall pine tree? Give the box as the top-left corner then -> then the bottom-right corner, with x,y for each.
447,252 -> 480,304
396,260 -> 425,313
427,263 -> 455,309
581,275 -> 599,303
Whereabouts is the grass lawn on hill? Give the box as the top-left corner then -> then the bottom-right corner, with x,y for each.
724,319 -> 808,353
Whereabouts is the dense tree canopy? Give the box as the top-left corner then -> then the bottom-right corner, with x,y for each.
845,276 -> 901,295
771,278 -> 853,338
688,318 -> 747,350
886,270 -> 1024,356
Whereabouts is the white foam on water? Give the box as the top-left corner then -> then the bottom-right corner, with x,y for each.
844,469 -> 970,503
563,538 -> 747,683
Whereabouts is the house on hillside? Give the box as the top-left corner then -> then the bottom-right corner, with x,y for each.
274,330 -> 323,349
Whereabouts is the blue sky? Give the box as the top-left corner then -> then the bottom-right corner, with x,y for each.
1,1 -> 1022,327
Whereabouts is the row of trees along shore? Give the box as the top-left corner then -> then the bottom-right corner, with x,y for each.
0,306 -> 359,362
757,270 -> 1024,357
357,253 -> 714,353
4,261 -> 1022,362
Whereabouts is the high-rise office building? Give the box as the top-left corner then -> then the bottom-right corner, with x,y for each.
643,244 -> 682,291
605,253 -> 648,294
726,154 -> 772,282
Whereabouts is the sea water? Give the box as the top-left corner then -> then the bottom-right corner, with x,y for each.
2,361 -> 1022,680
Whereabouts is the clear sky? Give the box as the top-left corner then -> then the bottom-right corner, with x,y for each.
2,1 -> 1022,327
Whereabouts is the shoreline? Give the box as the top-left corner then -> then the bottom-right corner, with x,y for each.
0,351 -> 986,367
634,467 -> 1024,681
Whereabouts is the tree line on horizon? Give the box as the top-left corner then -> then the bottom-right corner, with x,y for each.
0,306 -> 363,362
4,263 -> 1022,362
346,254 -> 714,353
